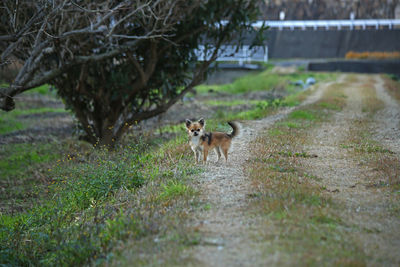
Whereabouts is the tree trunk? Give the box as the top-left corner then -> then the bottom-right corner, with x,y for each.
97,129 -> 116,148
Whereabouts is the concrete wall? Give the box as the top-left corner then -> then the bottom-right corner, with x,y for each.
267,29 -> 400,59
308,60 -> 400,75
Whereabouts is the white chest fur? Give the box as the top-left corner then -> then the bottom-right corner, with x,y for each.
189,135 -> 203,151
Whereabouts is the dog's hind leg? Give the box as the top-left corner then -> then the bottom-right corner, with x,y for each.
222,148 -> 228,162
214,147 -> 222,162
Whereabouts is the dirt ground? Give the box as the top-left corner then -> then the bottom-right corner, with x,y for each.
182,74 -> 400,266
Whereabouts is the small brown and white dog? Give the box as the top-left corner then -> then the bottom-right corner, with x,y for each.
185,118 -> 239,164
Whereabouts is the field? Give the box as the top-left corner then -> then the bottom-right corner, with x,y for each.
1,67 -> 400,266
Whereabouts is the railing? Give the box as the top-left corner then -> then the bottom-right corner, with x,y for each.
251,19 -> 400,30
195,45 -> 268,64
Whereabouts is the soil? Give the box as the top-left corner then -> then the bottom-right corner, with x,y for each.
183,74 -> 400,266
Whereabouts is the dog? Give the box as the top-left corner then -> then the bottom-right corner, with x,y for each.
185,118 -> 239,164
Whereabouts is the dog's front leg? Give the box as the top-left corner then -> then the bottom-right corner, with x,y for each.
191,147 -> 198,164
197,150 -> 202,164
203,148 -> 209,165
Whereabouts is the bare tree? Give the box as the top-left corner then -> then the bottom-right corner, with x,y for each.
0,0 -> 263,146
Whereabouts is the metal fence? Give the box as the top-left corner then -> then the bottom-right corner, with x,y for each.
251,19 -> 400,30
195,45 -> 268,64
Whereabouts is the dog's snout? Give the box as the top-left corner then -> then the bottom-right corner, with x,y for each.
194,132 -> 198,136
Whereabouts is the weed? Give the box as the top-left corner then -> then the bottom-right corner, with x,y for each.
159,180 -> 195,201
319,102 -> 340,110
277,151 -> 317,158
289,110 -> 315,120
279,121 -> 300,129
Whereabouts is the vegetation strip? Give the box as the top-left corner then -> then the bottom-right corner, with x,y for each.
244,81 -> 367,265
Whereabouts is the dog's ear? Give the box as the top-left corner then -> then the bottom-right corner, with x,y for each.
185,119 -> 192,128
198,118 -> 205,127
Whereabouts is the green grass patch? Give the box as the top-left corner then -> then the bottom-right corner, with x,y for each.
0,107 -> 67,134
203,99 -> 250,106
196,69 -> 337,95
277,121 -> 300,129
0,116 -> 24,135
319,102 -> 341,110
1,83 -> 54,96
277,150 -> 317,158
159,180 -> 196,201
24,84 -> 54,95
288,110 -> 315,120
281,93 -> 301,107
0,143 -> 61,178
0,132 -> 200,266
268,128 -> 284,136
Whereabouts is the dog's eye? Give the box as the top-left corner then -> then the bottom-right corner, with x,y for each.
191,129 -> 194,132
197,129 -> 200,131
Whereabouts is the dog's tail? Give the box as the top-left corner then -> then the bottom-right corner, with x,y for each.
227,121 -> 239,139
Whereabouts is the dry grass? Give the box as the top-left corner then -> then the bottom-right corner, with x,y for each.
345,51 -> 400,60
339,78 -> 399,191
345,120 -> 400,191
374,156 -> 400,190
382,75 -> 400,101
245,88 -> 366,265
359,78 -> 385,114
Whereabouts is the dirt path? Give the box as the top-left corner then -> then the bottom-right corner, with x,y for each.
184,74 -> 400,266
185,116 -> 287,266
301,74 -> 400,266
184,81 -> 336,266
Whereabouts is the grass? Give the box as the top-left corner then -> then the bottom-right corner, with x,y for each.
0,143 -> 66,213
0,107 -> 67,135
0,82 -> 63,135
0,83 -> 54,96
26,84 -> 54,95
383,74 -> 400,101
288,110 -> 315,120
0,131 -> 202,266
195,68 -> 337,95
245,82 -> 366,265
343,123 -> 399,191
337,78 -> 400,191
159,180 -> 196,201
